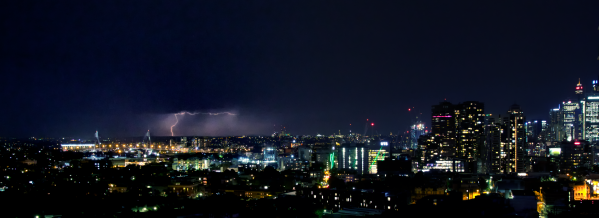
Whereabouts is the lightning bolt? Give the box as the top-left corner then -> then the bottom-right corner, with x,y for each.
170,111 -> 237,136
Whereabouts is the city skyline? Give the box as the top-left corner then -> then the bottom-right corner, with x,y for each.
2,83 -> 596,139
5,2 -> 599,218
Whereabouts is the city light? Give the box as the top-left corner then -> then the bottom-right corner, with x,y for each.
6,4 -> 598,217
61,144 -> 95,147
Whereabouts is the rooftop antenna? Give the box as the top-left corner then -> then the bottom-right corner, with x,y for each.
363,119 -> 369,140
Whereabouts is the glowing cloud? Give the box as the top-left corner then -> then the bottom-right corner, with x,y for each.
170,111 -> 237,136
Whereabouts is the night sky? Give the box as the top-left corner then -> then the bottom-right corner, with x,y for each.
2,1 -> 599,138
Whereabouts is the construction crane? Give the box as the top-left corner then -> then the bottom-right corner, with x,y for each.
363,119 -> 369,140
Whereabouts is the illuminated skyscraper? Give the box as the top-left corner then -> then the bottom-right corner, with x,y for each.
526,120 -> 547,156
409,120 -> 426,149
585,79 -> 599,142
481,114 -> 512,174
427,101 -> 486,173
576,79 -> 585,140
483,124 -> 503,174
576,78 -> 584,95
562,100 -> 580,142
431,101 -> 455,138
549,107 -> 564,142
550,80 -> 588,143
507,104 -> 526,173
455,101 -> 485,172
541,120 -> 548,140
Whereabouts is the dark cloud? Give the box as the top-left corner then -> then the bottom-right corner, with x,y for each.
1,1 -> 599,137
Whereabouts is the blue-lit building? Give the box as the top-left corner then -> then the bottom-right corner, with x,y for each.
584,79 -> 599,143
409,120 -> 426,149
562,100 -> 580,142
263,145 -> 277,168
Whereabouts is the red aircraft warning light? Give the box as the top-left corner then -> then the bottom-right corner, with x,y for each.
371,123 -> 374,126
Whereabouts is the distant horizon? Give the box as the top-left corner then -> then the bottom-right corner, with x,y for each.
1,99 -> 556,138
1,133 -> 403,140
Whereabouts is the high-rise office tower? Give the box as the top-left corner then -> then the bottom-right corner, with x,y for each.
526,121 -> 536,142
549,107 -> 564,142
548,80 -> 591,143
431,101 -> 456,138
564,80 -> 585,142
483,124 -> 502,174
482,115 -> 510,174
507,104 -> 526,173
525,121 -> 535,156
585,79 -> 599,142
429,101 -> 458,171
426,101 -> 486,173
563,100 -> 580,141
525,120 -> 547,157
455,101 -> 485,163
410,120 -> 426,149
541,120 -> 548,141
576,79 -> 585,140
